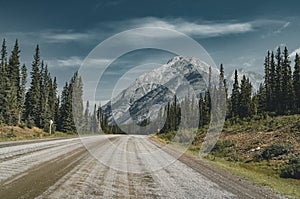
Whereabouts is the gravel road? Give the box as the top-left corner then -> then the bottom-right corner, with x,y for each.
0,135 -> 286,199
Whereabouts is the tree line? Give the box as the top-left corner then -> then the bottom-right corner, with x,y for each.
157,46 -> 300,133
1,38 -> 299,134
0,39 -> 101,134
101,46 -> 300,134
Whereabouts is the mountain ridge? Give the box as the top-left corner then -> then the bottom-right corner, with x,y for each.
102,56 -> 263,125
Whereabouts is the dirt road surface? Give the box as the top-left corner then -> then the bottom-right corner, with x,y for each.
0,135 -> 286,199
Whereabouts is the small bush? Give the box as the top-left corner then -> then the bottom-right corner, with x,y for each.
157,131 -> 176,142
280,156 -> 300,179
253,152 -> 263,162
6,129 -> 16,138
261,143 -> 292,160
211,140 -> 235,157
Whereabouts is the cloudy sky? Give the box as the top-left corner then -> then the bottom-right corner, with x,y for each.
1,0 -> 300,101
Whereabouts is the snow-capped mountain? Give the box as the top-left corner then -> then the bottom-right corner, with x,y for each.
226,68 -> 264,95
102,56 -> 219,125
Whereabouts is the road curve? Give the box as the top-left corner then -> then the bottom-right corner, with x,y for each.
0,135 -> 285,199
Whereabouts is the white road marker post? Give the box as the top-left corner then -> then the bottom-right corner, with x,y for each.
49,119 -> 53,135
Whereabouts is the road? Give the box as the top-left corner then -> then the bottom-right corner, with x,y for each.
0,135 -> 285,199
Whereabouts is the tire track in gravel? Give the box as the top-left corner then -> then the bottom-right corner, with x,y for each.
0,136 -> 120,199
112,136 -> 130,199
126,136 -> 161,198
100,136 -> 130,198
0,147 -> 88,199
0,141 -> 82,182
137,137 -> 212,198
136,137 -> 181,198
37,136 -> 121,199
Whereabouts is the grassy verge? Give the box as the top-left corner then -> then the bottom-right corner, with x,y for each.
154,114 -> 300,198
0,125 -> 77,142
209,157 -> 300,198
154,137 -> 300,198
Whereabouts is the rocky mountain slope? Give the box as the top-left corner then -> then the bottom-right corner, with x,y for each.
102,56 -> 219,125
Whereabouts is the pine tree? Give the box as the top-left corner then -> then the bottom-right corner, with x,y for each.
269,51 -> 276,112
25,45 -> 41,126
231,70 -> 240,118
257,83 -> 266,114
239,76 -> 252,118
39,63 -> 52,130
71,72 -> 83,131
264,51 -> 271,111
281,47 -> 293,114
48,77 -> 58,131
103,114 -> 109,133
0,39 -> 8,123
54,95 -> 60,130
97,103 -> 102,132
275,47 -> 283,114
0,39 -> 7,67
59,82 -> 76,133
7,40 -> 21,125
218,64 -> 227,117
91,104 -> 98,133
19,64 -> 27,124
198,94 -> 204,128
293,53 -> 300,113
59,83 -> 68,132
83,100 -> 90,133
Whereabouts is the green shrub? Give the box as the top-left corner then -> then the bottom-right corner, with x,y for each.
211,140 -> 235,157
261,143 -> 292,160
280,156 -> 300,179
253,152 -> 263,162
157,131 -> 176,142
6,129 -> 16,138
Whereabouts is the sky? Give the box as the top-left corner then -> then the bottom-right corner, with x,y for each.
1,0 -> 300,102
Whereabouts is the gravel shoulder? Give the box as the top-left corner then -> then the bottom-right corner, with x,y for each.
149,137 -> 287,199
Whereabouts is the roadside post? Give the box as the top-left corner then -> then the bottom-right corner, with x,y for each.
49,119 -> 53,135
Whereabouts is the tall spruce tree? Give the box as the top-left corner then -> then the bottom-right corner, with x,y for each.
83,100 -> 90,133
91,104 -> 98,133
59,81 -> 76,133
0,39 -> 9,123
71,72 -> 83,132
39,63 -> 53,130
239,76 -> 252,118
264,51 -> 271,111
231,70 -> 240,117
19,64 -> 27,124
7,39 -> 21,125
25,45 -> 41,126
281,47 -> 293,114
293,53 -> 300,113
257,83 -> 266,114
269,51 -> 276,112
198,94 -> 205,128
275,47 -> 283,114
97,103 -> 102,131
218,64 -> 227,117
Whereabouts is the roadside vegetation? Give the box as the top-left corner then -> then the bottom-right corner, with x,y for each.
0,38 -> 102,138
157,115 -> 300,197
0,125 -> 76,142
156,47 -> 300,197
